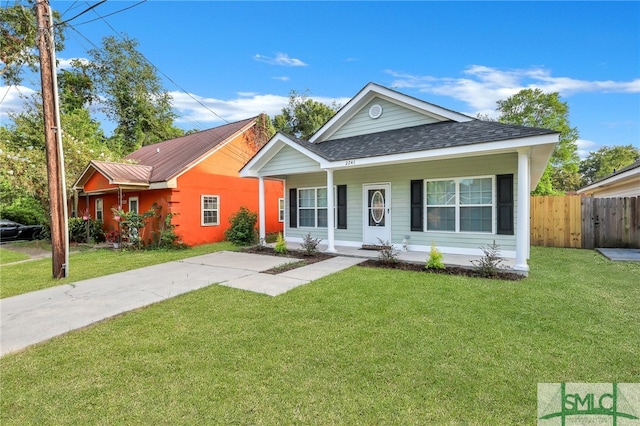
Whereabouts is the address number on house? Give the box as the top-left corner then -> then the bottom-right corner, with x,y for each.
344,160 -> 356,166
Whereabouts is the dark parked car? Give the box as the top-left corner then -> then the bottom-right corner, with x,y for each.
0,220 -> 45,242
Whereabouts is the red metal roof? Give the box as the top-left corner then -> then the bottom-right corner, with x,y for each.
125,117 -> 256,183
90,161 -> 153,186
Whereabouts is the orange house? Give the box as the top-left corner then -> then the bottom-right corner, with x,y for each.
73,117 -> 284,246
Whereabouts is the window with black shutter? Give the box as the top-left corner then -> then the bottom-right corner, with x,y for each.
410,180 -> 424,231
289,188 -> 297,228
496,174 -> 514,235
337,185 -> 347,229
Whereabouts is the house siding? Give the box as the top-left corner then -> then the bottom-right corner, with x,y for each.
329,98 -> 440,140
260,145 -> 321,175
584,179 -> 640,198
285,153 -> 519,254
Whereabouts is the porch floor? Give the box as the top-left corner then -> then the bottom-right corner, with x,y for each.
280,242 -> 517,270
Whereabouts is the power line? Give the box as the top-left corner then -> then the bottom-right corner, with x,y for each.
71,2 -> 231,126
57,0 -> 106,26
70,0 -> 148,27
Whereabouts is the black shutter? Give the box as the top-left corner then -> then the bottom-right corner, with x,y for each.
410,180 -> 424,231
289,188 -> 297,228
337,185 -> 347,229
496,174 -> 514,235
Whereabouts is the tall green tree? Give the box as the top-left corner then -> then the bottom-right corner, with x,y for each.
579,145 -> 640,186
496,88 -> 580,194
0,1 -> 65,85
85,35 -> 183,154
1,68 -> 116,219
273,90 -> 340,140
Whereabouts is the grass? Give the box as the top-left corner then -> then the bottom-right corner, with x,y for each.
1,246 -> 639,424
0,248 -> 30,265
0,241 -> 237,298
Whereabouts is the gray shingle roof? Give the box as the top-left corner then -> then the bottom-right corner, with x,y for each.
287,120 -> 558,161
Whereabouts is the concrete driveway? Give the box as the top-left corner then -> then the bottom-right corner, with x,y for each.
0,251 -> 363,357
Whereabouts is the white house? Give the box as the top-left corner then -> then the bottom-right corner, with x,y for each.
240,83 -> 559,274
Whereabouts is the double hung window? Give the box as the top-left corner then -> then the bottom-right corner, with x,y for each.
426,177 -> 493,233
201,195 -> 219,226
298,188 -> 327,228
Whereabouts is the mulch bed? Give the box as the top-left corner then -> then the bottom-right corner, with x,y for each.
241,245 -> 335,274
241,245 -> 524,280
359,259 -> 525,281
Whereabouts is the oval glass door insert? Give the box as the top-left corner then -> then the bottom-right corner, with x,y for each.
370,190 -> 385,225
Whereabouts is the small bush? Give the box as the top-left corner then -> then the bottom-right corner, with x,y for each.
470,241 -> 506,278
274,232 -> 287,254
68,218 -> 105,243
377,239 -> 399,264
0,197 -> 47,225
426,242 -> 445,270
225,207 -> 258,245
300,233 -> 321,256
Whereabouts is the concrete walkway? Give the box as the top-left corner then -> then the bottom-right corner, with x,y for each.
0,251 -> 364,357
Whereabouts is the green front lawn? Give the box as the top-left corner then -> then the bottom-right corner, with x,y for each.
0,248 -> 30,265
0,242 -> 237,298
1,247 -> 638,424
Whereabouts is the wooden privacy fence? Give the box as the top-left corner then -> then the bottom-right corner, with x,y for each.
530,195 -> 640,249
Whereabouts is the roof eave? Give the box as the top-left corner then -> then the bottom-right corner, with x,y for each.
577,167 -> 640,193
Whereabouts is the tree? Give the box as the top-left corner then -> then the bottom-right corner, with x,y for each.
85,35 -> 183,154
272,90 -> 340,140
0,70 -> 116,219
0,1 -> 65,85
579,145 -> 640,186
496,89 -> 580,194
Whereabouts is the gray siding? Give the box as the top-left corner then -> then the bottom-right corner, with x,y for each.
260,145 -> 321,176
329,98 -> 440,140
284,153 -> 519,253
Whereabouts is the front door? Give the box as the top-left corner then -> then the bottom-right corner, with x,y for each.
363,183 -> 391,245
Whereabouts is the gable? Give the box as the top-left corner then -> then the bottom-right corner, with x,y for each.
260,145 -> 322,176
329,98 -> 441,140
84,170 -> 118,193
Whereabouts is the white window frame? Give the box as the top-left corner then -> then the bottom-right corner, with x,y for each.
95,198 -> 104,223
201,195 -> 220,226
425,176 -> 495,234
128,196 -> 139,214
278,198 -> 285,223
298,187 -> 328,228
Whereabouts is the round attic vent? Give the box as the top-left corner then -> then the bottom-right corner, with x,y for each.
369,104 -> 383,119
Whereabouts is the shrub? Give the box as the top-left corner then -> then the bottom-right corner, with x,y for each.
470,241 -> 506,278
274,232 -> 287,254
300,233 -> 321,256
225,207 -> 258,245
0,196 -> 47,225
68,217 -> 105,243
426,242 -> 445,270
377,239 -> 399,264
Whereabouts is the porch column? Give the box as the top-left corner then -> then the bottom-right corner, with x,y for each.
515,149 -> 530,274
325,169 -> 336,252
258,176 -> 266,246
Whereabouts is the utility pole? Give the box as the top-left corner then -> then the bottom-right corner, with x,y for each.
36,0 -> 68,278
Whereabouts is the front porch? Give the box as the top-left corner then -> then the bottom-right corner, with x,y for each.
278,242 -> 517,271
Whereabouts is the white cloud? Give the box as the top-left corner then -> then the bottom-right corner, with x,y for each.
576,138 -> 600,159
253,53 -> 308,67
272,76 -> 290,82
0,85 -> 37,123
386,66 -> 640,115
169,91 -> 350,130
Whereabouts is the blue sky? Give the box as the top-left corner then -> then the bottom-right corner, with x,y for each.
2,1 -> 639,158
